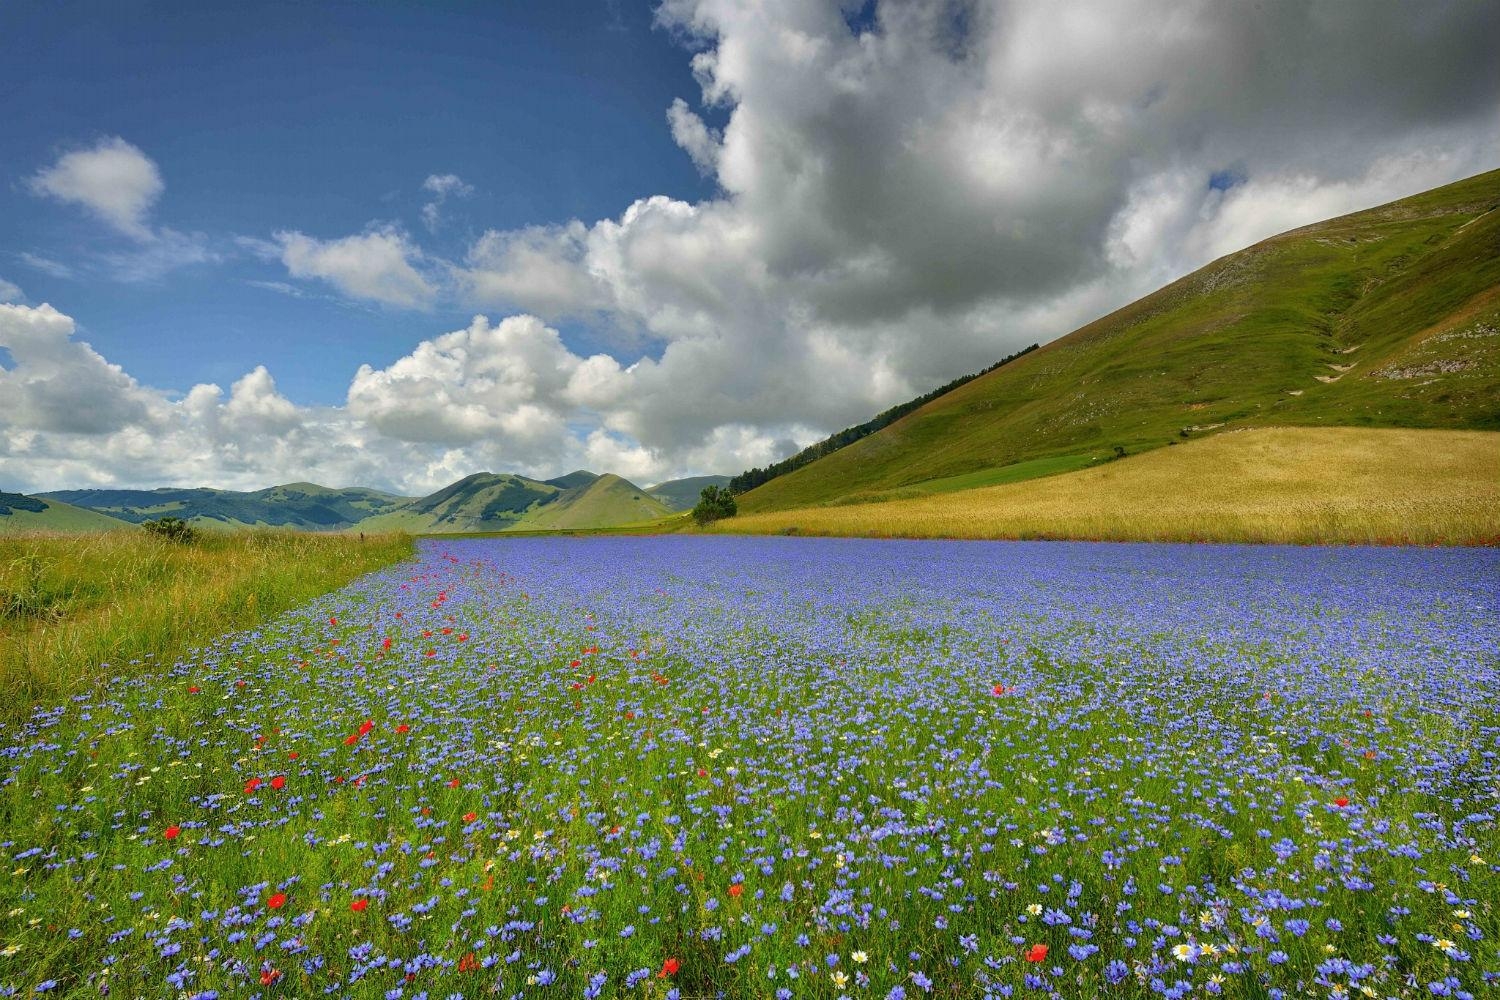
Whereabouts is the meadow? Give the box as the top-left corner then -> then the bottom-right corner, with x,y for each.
0,535 -> 1495,998
717,428 -> 1500,545
0,531 -> 412,718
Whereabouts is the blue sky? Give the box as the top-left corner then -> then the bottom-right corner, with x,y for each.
1,1 -> 1496,494
2,0 -> 712,402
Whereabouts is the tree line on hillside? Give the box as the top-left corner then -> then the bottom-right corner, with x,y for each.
728,343 -> 1039,494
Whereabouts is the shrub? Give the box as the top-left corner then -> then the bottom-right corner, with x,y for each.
141,516 -> 198,544
692,485 -> 738,526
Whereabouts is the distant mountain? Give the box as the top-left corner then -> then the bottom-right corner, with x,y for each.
647,475 -> 732,511
544,470 -> 600,490
21,469 -> 689,535
356,471 -> 672,533
355,472 -> 562,533
0,493 -> 132,533
740,167 -> 1500,512
521,474 -> 672,530
39,483 -> 412,530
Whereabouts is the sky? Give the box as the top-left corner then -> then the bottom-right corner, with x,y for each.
2,0 -> 1498,495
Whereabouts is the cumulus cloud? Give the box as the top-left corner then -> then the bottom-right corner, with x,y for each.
8,2 -> 1500,492
0,278 -> 22,303
0,302 -> 158,435
420,173 -> 475,232
26,137 -> 214,280
666,98 -> 722,175
275,227 -> 435,308
28,137 -> 164,240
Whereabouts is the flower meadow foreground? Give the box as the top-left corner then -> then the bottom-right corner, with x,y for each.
2,537 -> 1497,1000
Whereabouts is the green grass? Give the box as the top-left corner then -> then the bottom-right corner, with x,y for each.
740,169 -> 1500,512
715,426 -> 1500,545
0,530 -> 412,719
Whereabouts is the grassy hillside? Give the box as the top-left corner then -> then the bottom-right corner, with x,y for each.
0,531 -> 412,716
740,169 -> 1500,512
522,474 -> 672,529
359,472 -> 562,533
0,495 -> 132,533
41,482 -> 412,529
648,475 -> 732,511
717,427 -> 1500,545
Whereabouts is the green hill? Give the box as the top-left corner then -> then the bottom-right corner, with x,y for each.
355,472 -> 562,533
0,494 -> 132,533
647,475 -> 732,511
521,474 -> 672,530
739,168 -> 1500,512
39,483 -> 413,530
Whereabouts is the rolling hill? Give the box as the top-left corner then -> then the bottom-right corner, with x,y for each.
0,494 -> 131,533
738,168 -> 1500,512
521,474 -> 672,530
40,483 -> 413,530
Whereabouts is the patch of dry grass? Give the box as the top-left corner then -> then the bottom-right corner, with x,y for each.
0,530 -> 412,719
714,427 -> 1500,545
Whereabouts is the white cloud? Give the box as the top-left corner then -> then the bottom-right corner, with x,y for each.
18,253 -> 74,280
25,138 -> 214,280
28,137 -> 164,240
462,222 -> 607,318
420,173 -> 475,232
0,302 -> 159,436
275,227 -> 435,308
0,278 -> 22,303
666,98 -> 722,175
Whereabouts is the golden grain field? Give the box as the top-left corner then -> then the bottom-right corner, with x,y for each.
713,427 -> 1500,545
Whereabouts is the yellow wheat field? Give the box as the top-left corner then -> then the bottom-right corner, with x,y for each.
715,427 -> 1500,545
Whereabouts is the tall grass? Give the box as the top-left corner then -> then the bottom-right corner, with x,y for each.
0,530 -> 411,719
714,427 -> 1500,545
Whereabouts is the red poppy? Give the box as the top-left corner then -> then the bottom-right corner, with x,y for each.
464,811 -> 477,822
164,825 -> 181,840
343,733 -> 360,746
570,659 -> 582,668
287,752 -> 299,760
270,775 -> 286,790
697,768 -> 709,777
266,892 -> 287,909
658,958 -> 680,977
244,777 -> 264,794
328,616 -> 337,626
382,637 -> 392,651
457,633 -> 468,642
349,898 -> 368,912
1333,796 -> 1349,808
727,883 -> 744,898
358,719 -> 374,736
458,951 -> 480,973
260,967 -> 281,986
447,777 -> 461,789
188,685 -> 201,694
1024,943 -> 1048,963
395,723 -> 410,734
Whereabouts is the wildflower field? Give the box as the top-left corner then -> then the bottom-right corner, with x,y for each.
2,536 -> 1497,1000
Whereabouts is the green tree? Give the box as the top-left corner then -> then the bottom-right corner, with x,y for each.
692,485 -> 737,526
